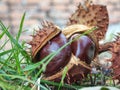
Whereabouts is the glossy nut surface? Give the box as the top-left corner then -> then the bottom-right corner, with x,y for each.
70,34 -> 95,64
35,32 -> 71,76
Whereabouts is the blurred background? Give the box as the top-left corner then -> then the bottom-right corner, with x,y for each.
0,0 -> 120,49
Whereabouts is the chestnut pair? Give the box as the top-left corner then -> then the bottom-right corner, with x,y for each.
30,23 -> 97,84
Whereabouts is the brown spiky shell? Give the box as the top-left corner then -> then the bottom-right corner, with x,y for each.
68,0 -> 109,41
29,21 -> 61,61
109,35 -> 120,83
99,33 -> 120,83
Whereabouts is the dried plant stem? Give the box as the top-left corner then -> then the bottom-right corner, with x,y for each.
99,42 -> 113,53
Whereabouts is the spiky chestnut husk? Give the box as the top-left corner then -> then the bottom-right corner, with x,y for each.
99,33 -> 120,83
44,24 -> 98,84
109,35 -> 120,83
29,21 -> 71,76
68,0 -> 109,41
108,33 -> 120,83
29,21 -> 60,58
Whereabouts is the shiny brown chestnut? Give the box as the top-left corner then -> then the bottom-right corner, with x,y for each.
29,21 -> 71,76
63,24 -> 98,64
36,32 -> 71,76
70,34 -> 95,64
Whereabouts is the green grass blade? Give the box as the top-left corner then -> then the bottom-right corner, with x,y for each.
0,21 -> 31,63
0,49 -> 13,56
0,39 -> 9,50
13,50 -> 22,74
41,80 -> 77,89
0,32 -> 5,39
23,53 -> 54,71
0,77 -> 31,90
0,60 -> 14,69
58,66 -> 68,90
0,52 -> 15,69
0,27 -> 9,39
16,12 -> 26,41
0,74 -> 48,90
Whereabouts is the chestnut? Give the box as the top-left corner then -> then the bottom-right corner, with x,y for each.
70,34 -> 95,64
36,32 -> 71,76
30,22 -> 71,77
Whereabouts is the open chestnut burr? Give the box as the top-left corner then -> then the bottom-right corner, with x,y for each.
29,22 -> 98,84
29,0 -> 109,84
41,24 -> 98,84
29,21 -> 71,77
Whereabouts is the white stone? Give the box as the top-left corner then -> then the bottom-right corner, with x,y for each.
79,86 -> 120,90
